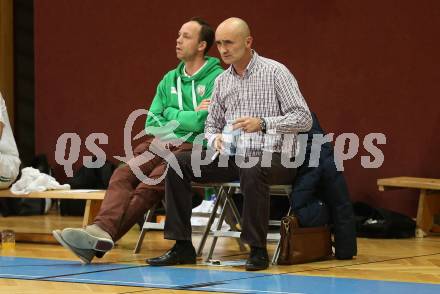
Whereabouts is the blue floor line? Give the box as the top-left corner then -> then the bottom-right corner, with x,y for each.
1,256 -> 439,294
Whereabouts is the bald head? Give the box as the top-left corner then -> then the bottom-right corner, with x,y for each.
217,17 -> 251,38
215,18 -> 253,68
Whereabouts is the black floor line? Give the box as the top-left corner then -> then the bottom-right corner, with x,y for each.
3,252 -> 440,294
102,257 -> 146,264
155,251 -> 440,292
177,281 -> 229,289
36,264 -> 149,280
261,251 -> 440,277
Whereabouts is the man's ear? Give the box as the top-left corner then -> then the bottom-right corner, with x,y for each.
199,41 -> 207,53
245,36 -> 253,49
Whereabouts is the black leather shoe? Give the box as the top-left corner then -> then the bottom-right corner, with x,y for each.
146,243 -> 196,266
245,246 -> 269,271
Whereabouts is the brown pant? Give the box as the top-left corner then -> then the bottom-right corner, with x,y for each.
94,136 -> 192,241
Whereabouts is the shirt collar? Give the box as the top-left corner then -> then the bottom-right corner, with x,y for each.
228,50 -> 259,78
183,60 -> 207,77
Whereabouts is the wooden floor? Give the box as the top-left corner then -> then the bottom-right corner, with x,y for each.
1,212 -> 440,293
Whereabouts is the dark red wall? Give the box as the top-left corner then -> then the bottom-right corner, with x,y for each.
34,0 -> 440,216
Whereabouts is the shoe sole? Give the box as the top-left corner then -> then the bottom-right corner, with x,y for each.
61,228 -> 114,252
52,230 -> 94,264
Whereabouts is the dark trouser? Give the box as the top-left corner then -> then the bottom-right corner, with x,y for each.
164,151 -> 296,248
94,136 -> 192,241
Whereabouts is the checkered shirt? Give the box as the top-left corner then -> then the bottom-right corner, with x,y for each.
205,51 -> 312,158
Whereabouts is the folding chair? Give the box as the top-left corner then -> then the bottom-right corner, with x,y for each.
133,183 -> 231,254
133,199 -> 165,253
134,182 -> 292,264
196,182 -> 292,264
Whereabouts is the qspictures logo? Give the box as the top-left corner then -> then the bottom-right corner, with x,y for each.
55,109 -> 386,185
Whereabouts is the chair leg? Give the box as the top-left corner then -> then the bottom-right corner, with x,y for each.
134,227 -> 147,254
133,204 -> 157,254
226,192 -> 242,228
202,185 -> 293,264
206,187 -> 233,261
196,186 -> 224,257
224,191 -> 246,252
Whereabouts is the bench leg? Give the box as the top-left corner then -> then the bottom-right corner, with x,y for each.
416,190 -> 440,237
82,200 -> 103,227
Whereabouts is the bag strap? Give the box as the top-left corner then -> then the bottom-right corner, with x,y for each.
281,215 -> 300,234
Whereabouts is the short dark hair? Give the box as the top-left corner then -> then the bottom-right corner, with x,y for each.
190,17 -> 214,54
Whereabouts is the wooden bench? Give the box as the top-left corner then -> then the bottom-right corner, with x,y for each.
377,177 -> 440,237
0,189 -> 105,242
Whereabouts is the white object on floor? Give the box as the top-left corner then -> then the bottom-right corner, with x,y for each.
192,200 -> 215,214
11,167 -> 70,195
191,200 -> 230,231
201,259 -> 247,267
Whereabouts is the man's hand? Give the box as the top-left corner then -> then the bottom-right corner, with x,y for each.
233,117 -> 261,133
213,133 -> 223,151
195,99 -> 211,111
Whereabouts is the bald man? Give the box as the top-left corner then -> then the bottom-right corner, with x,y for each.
148,18 -> 312,271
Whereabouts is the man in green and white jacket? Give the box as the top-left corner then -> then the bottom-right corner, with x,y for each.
54,17 -> 223,264
146,48 -> 223,142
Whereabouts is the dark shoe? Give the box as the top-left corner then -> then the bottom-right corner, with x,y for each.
245,246 -> 269,271
146,243 -> 196,266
